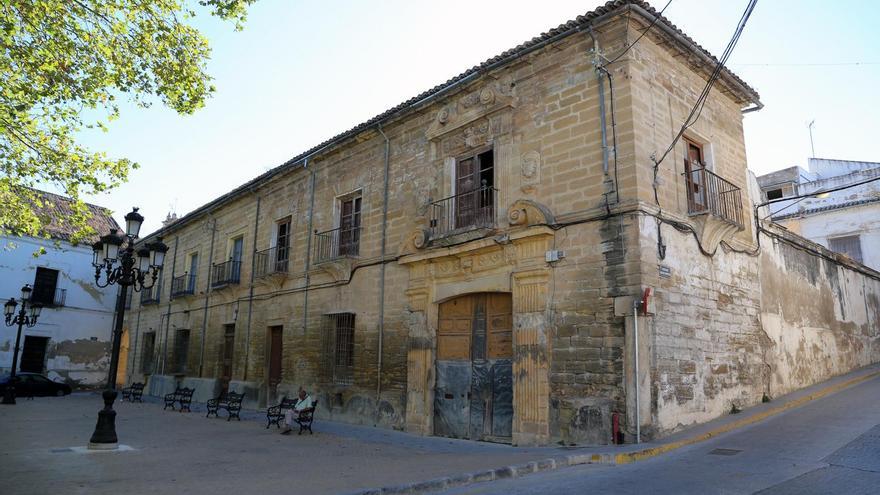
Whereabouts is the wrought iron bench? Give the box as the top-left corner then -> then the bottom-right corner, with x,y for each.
206,391 -> 245,421
266,396 -> 298,429
163,387 -> 195,412
121,382 -> 145,402
293,400 -> 318,435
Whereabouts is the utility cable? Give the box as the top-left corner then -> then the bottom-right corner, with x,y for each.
605,0 -> 673,65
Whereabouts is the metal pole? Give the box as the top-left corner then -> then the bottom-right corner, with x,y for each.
105,284 -> 128,389
633,303 -> 640,444
1,308 -> 27,405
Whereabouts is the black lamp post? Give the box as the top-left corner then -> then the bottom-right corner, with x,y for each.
3,284 -> 42,405
88,207 -> 167,450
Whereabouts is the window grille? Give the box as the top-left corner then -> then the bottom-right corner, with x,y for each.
321,313 -> 355,385
829,235 -> 863,263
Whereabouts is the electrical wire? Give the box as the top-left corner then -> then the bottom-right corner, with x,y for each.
605,0 -> 673,65
652,0 -> 758,170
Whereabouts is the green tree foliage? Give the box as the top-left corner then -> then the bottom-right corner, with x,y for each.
1,0 -> 255,244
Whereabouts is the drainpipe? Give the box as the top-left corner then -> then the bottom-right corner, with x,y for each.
376,124 -> 391,405
632,301 -> 641,444
589,29 -> 610,177
161,237 -> 179,375
302,160 -> 316,336
198,216 -> 218,377
243,194 -> 261,381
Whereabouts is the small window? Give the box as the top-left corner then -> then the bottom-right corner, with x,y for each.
322,313 -> 355,385
765,188 -> 783,200
187,253 -> 199,292
32,267 -> 60,306
141,332 -> 156,374
828,235 -> 863,263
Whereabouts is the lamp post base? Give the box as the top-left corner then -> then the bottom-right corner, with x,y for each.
1,385 -> 16,405
88,389 -> 119,450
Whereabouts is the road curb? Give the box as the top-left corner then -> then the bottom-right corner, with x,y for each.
348,369 -> 880,494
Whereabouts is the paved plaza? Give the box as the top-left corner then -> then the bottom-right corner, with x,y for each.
0,394 -> 554,495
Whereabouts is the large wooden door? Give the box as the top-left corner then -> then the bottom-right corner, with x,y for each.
434,293 -> 512,442
268,326 -> 283,399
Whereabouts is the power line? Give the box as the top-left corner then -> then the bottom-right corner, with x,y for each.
605,0 -> 673,65
652,0 -> 758,170
734,62 -> 880,67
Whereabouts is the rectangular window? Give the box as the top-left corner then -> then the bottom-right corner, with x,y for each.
171,329 -> 190,374
141,332 -> 156,374
683,138 -> 707,212
32,267 -> 60,306
765,188 -> 783,200
187,253 -> 199,292
829,235 -> 863,263
338,196 -> 361,257
454,148 -> 495,230
322,313 -> 355,385
275,217 -> 291,272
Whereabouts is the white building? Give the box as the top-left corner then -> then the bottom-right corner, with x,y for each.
0,191 -> 121,387
757,158 -> 880,270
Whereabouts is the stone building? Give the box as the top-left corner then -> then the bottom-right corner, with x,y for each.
123,0 -> 880,446
1,190 -> 120,388
757,158 -> 880,270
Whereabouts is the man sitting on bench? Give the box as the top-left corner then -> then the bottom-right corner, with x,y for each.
281,387 -> 313,435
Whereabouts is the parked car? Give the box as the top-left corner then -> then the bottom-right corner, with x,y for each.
0,372 -> 72,397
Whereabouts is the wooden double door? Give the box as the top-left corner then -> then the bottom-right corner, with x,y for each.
434,293 -> 513,442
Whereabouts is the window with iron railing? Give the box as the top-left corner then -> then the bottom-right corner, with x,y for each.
255,246 -> 289,277
32,267 -> 64,307
171,273 -> 197,298
682,163 -> 744,228
429,148 -> 496,238
211,260 -> 241,288
321,313 -> 355,385
140,283 -> 160,305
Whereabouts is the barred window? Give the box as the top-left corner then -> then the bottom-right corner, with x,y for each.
141,332 -> 156,374
321,313 -> 355,385
829,235 -> 863,263
171,329 -> 190,374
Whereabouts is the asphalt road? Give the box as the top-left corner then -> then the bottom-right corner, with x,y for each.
441,374 -> 880,495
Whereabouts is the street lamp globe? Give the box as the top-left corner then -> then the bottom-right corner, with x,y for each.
137,248 -> 152,272
147,237 -> 169,269
20,284 -> 32,302
29,304 -> 42,319
101,230 -> 124,262
124,207 -> 144,238
91,241 -> 104,267
3,298 -> 15,318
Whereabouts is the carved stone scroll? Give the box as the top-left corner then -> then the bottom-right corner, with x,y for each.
507,199 -> 555,228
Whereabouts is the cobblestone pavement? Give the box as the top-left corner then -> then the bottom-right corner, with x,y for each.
0,394 -> 555,495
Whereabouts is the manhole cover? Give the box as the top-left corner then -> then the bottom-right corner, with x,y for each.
709,448 -> 742,456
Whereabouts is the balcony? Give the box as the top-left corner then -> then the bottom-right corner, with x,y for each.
211,260 -> 241,288
255,246 -> 290,278
684,166 -> 744,228
313,226 -> 360,264
428,184 -> 496,239
171,273 -> 197,298
31,287 -> 66,307
140,286 -> 160,306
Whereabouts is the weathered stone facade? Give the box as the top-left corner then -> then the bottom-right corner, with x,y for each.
123,1 -> 880,445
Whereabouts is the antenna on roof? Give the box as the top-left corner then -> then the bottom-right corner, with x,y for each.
808,119 -> 816,158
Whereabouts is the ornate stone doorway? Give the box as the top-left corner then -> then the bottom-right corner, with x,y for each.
434,293 -> 513,442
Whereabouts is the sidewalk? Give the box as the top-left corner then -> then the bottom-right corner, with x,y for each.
1,363 -> 877,495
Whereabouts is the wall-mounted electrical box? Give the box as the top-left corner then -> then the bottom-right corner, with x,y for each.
545,250 -> 565,263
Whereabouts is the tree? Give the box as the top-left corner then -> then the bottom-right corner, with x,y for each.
1,0 -> 255,245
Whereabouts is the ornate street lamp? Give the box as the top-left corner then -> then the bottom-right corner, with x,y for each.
3,284 -> 42,405
88,207 -> 167,450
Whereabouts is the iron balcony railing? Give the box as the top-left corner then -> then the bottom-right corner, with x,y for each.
31,286 -> 66,307
313,226 -> 360,263
211,260 -> 241,288
255,246 -> 290,277
171,273 -> 197,298
684,165 -> 744,228
428,184 -> 496,239
140,286 -> 160,305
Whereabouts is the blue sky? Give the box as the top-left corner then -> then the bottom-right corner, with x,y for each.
76,0 -> 880,233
